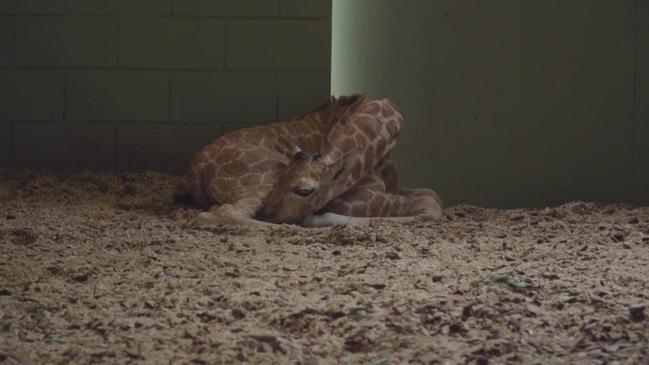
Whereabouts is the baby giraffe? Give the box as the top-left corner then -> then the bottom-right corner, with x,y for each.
187,94 -> 365,226
187,93 -> 442,227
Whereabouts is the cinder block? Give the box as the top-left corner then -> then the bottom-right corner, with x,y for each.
15,16 -> 117,67
67,70 -> 168,121
172,71 -> 276,123
65,0 -> 171,15
119,18 -> 224,69
117,123 -> 223,172
0,0 -> 11,14
0,122 -> 10,166
226,19 -> 330,71
173,0 -> 278,16
13,121 -> 115,171
278,71 -> 330,120
0,70 -> 64,120
5,0 -> 170,15
280,0 -> 331,18
8,0 -> 66,14
0,19 -> 13,66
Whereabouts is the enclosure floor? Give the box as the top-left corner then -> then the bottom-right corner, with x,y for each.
0,169 -> 648,365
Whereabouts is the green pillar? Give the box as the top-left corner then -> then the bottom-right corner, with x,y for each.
332,0 -> 642,207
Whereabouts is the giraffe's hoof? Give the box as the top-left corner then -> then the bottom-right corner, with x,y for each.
302,214 -> 321,227
303,213 -> 353,227
197,212 -> 217,225
302,214 -> 335,227
417,196 -> 443,221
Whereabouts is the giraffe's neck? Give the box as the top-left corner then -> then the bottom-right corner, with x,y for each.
319,99 -> 404,199
257,95 -> 364,157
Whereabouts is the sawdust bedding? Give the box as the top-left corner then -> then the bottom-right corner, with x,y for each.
0,168 -> 648,365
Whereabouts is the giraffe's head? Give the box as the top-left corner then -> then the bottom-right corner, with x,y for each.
258,93 -> 368,224
260,148 -> 343,224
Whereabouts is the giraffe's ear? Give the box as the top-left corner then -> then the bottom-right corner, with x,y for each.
291,145 -> 302,155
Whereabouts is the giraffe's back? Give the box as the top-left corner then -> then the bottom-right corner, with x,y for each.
186,120 -> 325,209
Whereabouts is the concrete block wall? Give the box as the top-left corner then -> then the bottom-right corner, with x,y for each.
0,0 -> 332,172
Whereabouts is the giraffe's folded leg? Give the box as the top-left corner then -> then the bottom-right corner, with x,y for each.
197,202 -> 274,227
396,188 -> 443,207
303,189 -> 443,227
411,195 -> 444,221
302,212 -> 418,227
374,158 -> 443,209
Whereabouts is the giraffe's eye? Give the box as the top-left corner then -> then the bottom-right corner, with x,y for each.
333,167 -> 345,180
293,187 -> 315,197
293,150 -> 311,161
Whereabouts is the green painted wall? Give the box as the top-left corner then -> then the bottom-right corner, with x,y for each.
333,0 -> 648,207
0,0 -> 332,172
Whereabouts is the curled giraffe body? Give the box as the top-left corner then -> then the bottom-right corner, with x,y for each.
186,94 -> 443,227
186,94 -> 362,226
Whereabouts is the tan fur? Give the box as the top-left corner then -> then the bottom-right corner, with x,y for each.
187,94 -> 365,226
187,94 -> 443,227
321,159 -> 442,218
